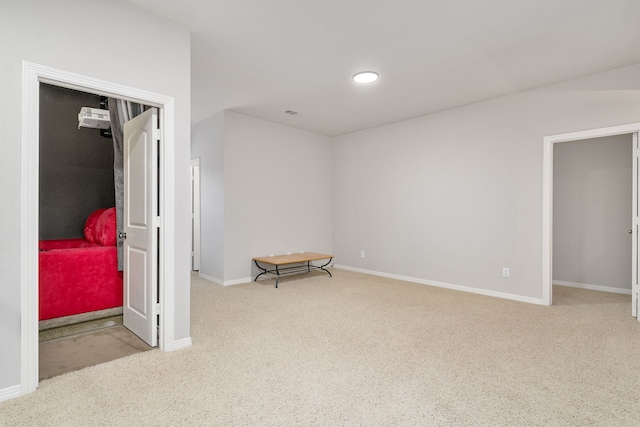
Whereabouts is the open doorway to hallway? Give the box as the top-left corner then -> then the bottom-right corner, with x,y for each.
553,135 -> 633,297
543,123 -> 640,317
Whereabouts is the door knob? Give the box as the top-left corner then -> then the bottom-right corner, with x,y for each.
119,232 -> 127,240
629,230 -> 633,235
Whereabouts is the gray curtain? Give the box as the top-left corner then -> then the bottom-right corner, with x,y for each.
108,98 -> 146,271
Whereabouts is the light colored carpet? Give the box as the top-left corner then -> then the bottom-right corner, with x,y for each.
1,269 -> 639,426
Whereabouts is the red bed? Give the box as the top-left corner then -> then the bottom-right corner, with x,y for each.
38,207 -> 123,320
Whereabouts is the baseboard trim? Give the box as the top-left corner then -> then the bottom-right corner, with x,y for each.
0,385 -> 21,403
197,272 -> 252,287
198,272 -> 223,286
553,280 -> 632,295
39,307 -> 123,331
223,277 -> 253,286
334,265 -> 545,305
173,337 -> 193,350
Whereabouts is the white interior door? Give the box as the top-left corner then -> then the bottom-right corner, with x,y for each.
123,108 -> 159,346
633,133 -> 639,319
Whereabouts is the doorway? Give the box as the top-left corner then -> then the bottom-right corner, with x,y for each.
553,135 -> 633,296
37,84 -> 151,380
543,123 -> 640,310
21,62 -> 178,395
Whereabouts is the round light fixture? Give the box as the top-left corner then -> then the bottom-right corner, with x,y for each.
353,71 -> 379,84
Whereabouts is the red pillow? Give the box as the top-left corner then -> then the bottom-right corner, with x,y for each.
94,207 -> 117,246
84,208 -> 107,243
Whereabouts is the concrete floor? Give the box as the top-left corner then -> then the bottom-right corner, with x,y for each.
39,326 -> 153,381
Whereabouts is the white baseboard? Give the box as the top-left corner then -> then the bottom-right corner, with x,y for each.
173,337 -> 193,350
0,385 -> 21,403
334,265 -> 545,305
223,277 -> 253,286
198,272 -> 252,287
198,272 -> 223,286
553,280 -> 632,295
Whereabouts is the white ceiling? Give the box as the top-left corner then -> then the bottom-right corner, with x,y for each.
121,0 -> 640,136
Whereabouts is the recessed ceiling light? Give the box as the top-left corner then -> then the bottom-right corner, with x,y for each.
353,71 -> 379,84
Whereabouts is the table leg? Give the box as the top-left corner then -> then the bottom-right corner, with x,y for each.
254,260 -> 268,281
319,258 -> 333,278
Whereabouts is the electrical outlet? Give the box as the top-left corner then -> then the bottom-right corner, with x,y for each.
360,250 -> 365,258
502,267 -> 510,278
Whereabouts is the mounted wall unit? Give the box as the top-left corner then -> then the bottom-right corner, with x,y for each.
78,107 -> 110,129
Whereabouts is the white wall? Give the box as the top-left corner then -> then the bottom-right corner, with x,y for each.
333,62 -> 640,302
191,112 -> 225,281
194,111 -> 333,284
0,0 -> 191,395
224,112 -> 333,281
553,135 -> 632,292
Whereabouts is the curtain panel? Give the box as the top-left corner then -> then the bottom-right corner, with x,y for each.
108,98 -> 146,271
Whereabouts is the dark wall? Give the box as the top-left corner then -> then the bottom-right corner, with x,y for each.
39,84 -> 115,240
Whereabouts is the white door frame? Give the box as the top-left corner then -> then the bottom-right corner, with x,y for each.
542,122 -> 640,307
21,62 -> 177,395
190,158 -> 201,271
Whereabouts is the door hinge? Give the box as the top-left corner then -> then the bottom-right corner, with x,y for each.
154,216 -> 161,228
155,303 -> 161,316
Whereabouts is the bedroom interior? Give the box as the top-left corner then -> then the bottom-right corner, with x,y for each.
38,83 -> 149,379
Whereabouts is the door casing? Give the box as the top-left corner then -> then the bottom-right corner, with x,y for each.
21,62 -> 178,396
543,123 -> 640,307
191,158 -> 201,271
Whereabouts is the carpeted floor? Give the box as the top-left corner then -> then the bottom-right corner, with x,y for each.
1,269 -> 639,426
